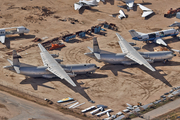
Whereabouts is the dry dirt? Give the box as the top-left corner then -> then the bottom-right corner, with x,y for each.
0,0 -> 180,119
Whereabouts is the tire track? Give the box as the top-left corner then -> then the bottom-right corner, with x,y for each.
64,46 -> 89,64
125,78 -> 151,100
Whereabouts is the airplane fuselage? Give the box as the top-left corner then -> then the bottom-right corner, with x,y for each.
5,64 -> 98,78
132,29 -> 179,41
86,51 -> 174,65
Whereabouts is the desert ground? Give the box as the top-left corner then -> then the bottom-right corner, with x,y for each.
0,0 -> 180,119
0,91 -> 81,120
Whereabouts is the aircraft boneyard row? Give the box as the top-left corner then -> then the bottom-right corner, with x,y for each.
4,34 -> 177,87
4,22 -> 180,87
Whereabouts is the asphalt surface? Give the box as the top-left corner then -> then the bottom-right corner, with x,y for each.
0,91 -> 81,120
133,98 -> 180,120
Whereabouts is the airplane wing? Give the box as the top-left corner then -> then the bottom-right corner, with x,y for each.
154,38 -> 167,46
137,4 -> 153,17
116,33 -> 156,71
38,43 -> 76,87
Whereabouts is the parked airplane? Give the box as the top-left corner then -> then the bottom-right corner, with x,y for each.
137,4 -> 153,18
118,0 -> 135,10
74,0 -> 101,10
169,21 -> 180,28
118,10 -> 126,19
4,43 -> 99,87
0,26 -> 29,44
129,28 -> 179,46
85,33 -> 175,71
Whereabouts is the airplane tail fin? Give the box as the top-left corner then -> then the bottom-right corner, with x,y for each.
129,29 -> 140,38
85,37 -> 101,60
93,37 -> 100,53
12,50 -> 21,73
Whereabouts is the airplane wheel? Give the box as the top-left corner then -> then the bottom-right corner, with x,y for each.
163,59 -> 168,63
19,33 -> 24,36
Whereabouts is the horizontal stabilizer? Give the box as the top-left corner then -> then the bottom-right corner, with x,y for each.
74,3 -> 83,10
0,35 -> 6,43
137,4 -> 153,17
171,49 -> 180,53
94,53 -> 101,60
14,66 -> 20,74
126,1 -> 134,9
7,59 -> 13,65
154,38 -> 167,46
118,10 -> 126,19
88,47 -> 93,52
142,11 -> 153,18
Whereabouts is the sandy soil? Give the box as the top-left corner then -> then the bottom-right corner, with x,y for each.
0,0 -> 180,119
0,91 -> 81,120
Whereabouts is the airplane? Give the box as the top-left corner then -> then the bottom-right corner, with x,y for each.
3,43 -> 99,87
137,4 -> 153,18
74,0 -> 103,10
84,33 -> 175,71
118,10 -> 126,19
169,21 -> 180,28
0,26 -> 29,44
118,0 -> 135,10
129,28 -> 179,46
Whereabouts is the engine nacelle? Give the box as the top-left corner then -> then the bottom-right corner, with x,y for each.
51,53 -> 59,58
67,73 -> 76,77
129,42 -> 136,46
133,46 -> 141,50
55,59 -> 63,63
146,59 -> 154,63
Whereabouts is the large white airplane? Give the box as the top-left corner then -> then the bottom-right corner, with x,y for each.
74,0 -> 102,10
129,28 -> 179,46
85,33 -> 175,71
4,44 -> 99,87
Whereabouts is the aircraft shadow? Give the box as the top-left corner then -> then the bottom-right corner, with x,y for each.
100,64 -> 134,76
111,13 -> 120,18
102,0 -> 115,5
142,37 -> 180,51
66,38 -> 81,43
7,34 -> 35,41
20,77 -> 56,90
163,37 -> 180,45
20,73 -> 108,102
79,6 -> 102,14
4,34 -> 35,49
100,61 -> 180,87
